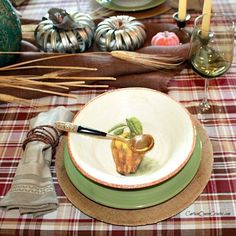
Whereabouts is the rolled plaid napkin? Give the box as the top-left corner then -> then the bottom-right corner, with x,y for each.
0,106 -> 74,217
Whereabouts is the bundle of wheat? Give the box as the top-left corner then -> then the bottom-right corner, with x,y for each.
0,50 -> 183,105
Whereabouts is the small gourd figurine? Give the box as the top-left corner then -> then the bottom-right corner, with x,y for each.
34,8 -> 95,53
151,31 -> 180,46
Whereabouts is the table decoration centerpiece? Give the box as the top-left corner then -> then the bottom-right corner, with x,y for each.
34,8 -> 95,53
94,15 -> 146,51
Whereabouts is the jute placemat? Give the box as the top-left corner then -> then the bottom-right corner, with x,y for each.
55,116 -> 213,226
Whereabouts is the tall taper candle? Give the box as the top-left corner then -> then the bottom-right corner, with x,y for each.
201,0 -> 212,38
178,0 -> 187,21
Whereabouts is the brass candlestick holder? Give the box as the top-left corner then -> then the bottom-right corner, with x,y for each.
172,12 -> 191,43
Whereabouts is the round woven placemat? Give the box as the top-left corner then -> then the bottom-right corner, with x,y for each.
55,116 -> 213,226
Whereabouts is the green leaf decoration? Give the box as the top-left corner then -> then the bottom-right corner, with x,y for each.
108,117 -> 143,137
126,117 -> 143,136
108,123 -> 127,133
113,127 -> 125,135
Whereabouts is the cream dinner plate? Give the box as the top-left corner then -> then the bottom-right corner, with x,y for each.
64,132 -> 202,209
67,88 -> 196,189
96,0 -> 167,12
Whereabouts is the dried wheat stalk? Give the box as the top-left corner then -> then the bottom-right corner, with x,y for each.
0,65 -> 97,72
111,51 -> 184,69
0,84 -> 78,98
38,70 -> 115,80
66,84 -> 109,88
0,93 -> 32,105
45,76 -> 115,80
0,74 -> 116,81
0,71 -> 113,104
0,53 -> 97,71
0,76 -> 76,89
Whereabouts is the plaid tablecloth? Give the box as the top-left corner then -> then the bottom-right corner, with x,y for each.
1,0 -> 236,235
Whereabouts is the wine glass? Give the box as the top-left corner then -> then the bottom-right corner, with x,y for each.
189,13 -> 235,114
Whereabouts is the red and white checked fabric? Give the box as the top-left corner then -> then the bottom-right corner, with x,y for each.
0,0 -> 236,235
17,0 -> 102,20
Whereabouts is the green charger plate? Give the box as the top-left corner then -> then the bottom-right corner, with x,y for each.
96,0 -> 167,12
64,132 -> 202,209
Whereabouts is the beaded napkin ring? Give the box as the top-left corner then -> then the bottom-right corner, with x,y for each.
22,125 -> 60,156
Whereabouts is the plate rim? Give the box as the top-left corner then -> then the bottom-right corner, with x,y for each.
96,0 -> 167,12
67,87 -> 196,189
